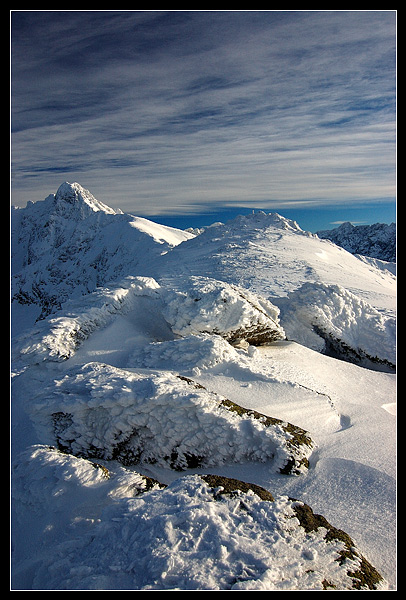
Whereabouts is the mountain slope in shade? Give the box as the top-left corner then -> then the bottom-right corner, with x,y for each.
11,182 -> 194,319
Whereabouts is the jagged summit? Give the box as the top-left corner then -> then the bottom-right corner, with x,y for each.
11,182 -> 192,319
53,182 -> 121,217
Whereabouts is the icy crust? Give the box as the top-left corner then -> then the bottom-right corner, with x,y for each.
161,276 -> 285,345
11,448 -> 386,591
277,282 -> 396,369
29,363 -> 314,475
13,276 -> 286,366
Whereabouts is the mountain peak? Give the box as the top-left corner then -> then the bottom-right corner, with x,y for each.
54,182 -> 120,217
222,211 -> 313,238
336,221 -> 354,231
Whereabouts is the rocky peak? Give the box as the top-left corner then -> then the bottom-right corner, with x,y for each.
54,182 -> 120,219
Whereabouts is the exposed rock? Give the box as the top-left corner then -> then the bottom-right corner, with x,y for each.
201,474 -> 384,590
200,473 -> 275,501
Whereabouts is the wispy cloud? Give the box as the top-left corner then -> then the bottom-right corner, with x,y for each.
11,10 -> 396,214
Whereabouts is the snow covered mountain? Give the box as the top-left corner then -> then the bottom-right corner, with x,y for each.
11,183 -> 396,590
316,221 -> 396,263
11,182 -> 193,322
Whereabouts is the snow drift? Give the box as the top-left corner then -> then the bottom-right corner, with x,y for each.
13,275 -> 286,367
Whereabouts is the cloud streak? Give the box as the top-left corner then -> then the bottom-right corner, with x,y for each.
11,10 -> 396,214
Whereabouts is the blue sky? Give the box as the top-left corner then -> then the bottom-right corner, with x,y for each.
11,10 -> 396,231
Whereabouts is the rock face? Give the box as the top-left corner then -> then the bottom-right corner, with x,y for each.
317,221 -> 396,263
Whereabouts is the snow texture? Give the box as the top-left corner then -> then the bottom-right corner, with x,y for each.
11,454 -> 384,591
11,183 -> 396,590
28,362 -> 312,475
277,281 -> 396,369
160,276 -> 285,344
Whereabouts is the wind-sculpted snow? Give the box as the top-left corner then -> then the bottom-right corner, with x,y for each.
161,276 -> 285,345
14,275 -> 286,367
11,449 -> 385,591
29,363 -> 314,475
277,282 -> 396,370
13,276 -> 162,365
129,333 -> 248,372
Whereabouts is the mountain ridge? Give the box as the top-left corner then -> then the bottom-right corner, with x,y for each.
11,182 -> 194,319
316,220 -> 396,262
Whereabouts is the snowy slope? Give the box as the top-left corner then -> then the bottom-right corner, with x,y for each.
11,185 -> 396,590
145,212 -> 396,314
143,211 -> 396,368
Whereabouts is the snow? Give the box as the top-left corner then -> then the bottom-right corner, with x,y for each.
11,184 -> 396,590
276,281 -> 396,367
11,461 -> 374,591
145,211 -> 396,317
159,276 -> 285,344
11,182 -> 193,318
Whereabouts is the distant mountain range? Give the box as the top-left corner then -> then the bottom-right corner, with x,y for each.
316,221 -> 396,263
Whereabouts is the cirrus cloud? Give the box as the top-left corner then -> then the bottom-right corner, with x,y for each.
11,10 -> 396,215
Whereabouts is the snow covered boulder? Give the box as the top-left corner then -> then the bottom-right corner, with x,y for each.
11,458 -> 386,590
29,362 -> 313,475
161,276 -> 285,346
277,282 -> 396,371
